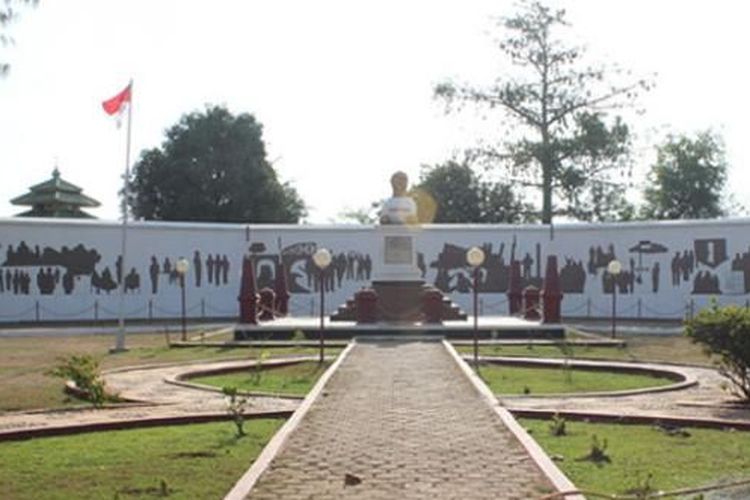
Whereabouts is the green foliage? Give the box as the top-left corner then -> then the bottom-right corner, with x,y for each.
129,105 -> 306,223
414,161 -> 533,223
1,0 -> 38,77
549,413 -> 567,436
195,361 -> 330,396
642,131 -> 729,220
222,386 -> 250,437
435,1 -> 648,223
577,434 -> 611,465
48,354 -> 108,407
685,303 -> 750,401
249,349 -> 271,386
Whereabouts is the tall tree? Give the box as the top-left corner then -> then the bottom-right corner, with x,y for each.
1,0 -> 38,77
641,131 -> 728,220
435,1 -> 649,223
414,161 -> 532,223
129,105 -> 305,223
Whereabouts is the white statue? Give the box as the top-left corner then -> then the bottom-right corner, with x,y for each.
380,171 -> 417,225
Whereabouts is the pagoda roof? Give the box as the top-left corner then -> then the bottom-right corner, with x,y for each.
11,168 -> 101,209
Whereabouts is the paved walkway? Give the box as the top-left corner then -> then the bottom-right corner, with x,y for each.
247,341 -> 554,499
0,359 -> 299,437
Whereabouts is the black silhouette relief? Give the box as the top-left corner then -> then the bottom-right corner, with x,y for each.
206,254 -> 215,285
692,270 -> 721,295
247,241 -> 373,295
3,241 -> 101,275
36,267 -> 58,295
560,258 -> 586,293
652,262 -> 660,293
91,267 -> 117,294
731,249 -> 750,292
149,256 -> 160,294
627,240 -> 668,285
124,268 -> 140,293
587,244 -> 616,275
193,251 -> 202,287
695,239 -> 728,269
602,269 -> 635,295
671,250 -> 695,287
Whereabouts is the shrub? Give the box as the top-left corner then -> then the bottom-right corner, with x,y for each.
685,303 -> 750,401
223,386 -> 250,437
48,354 -> 108,407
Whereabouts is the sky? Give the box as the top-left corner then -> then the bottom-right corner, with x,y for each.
0,0 -> 748,223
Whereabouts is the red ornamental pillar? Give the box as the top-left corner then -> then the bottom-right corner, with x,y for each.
422,287 -> 444,324
523,285 -> 541,320
355,288 -> 378,324
274,262 -> 290,316
541,255 -> 563,324
238,256 -> 259,324
259,288 -> 276,321
507,260 -> 523,315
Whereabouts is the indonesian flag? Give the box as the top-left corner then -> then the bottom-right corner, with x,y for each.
102,82 -> 132,127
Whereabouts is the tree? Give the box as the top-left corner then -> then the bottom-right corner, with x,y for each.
414,161 -> 532,223
685,303 -> 750,401
1,0 -> 38,77
129,106 -> 305,223
435,1 -> 649,223
641,131 -> 728,220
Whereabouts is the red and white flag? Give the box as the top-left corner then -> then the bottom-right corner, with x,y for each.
102,82 -> 132,127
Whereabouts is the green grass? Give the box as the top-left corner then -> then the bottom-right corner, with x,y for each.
520,418 -> 750,496
477,363 -> 674,395
0,419 -> 284,499
455,335 -> 712,366
191,361 -> 331,396
0,332 -> 342,412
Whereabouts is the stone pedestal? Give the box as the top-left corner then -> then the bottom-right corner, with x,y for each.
373,226 -> 422,282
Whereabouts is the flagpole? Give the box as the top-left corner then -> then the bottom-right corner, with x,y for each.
114,79 -> 133,352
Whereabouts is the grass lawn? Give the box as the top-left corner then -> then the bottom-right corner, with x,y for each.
0,419 -> 283,499
520,418 -> 750,496
191,361 -> 331,396
477,363 -> 674,395
456,334 -> 712,366
0,333 -> 342,412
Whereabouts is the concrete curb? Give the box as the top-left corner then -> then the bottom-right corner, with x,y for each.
223,341 -> 356,500
471,356 -> 698,399
443,340 -> 585,500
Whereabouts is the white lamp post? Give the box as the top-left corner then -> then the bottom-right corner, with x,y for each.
312,248 -> 332,364
607,259 -> 622,339
175,258 -> 189,341
467,246 -> 486,367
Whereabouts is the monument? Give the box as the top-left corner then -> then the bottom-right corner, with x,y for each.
331,172 -> 466,323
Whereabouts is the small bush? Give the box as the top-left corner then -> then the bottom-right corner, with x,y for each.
549,413 -> 567,436
577,434 -> 610,464
48,354 -> 108,407
223,386 -> 250,437
685,303 -> 750,401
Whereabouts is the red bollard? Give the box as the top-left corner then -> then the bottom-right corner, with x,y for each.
507,260 -> 523,315
422,287 -> 444,324
355,288 -> 378,324
541,255 -> 563,324
238,256 -> 259,324
274,262 -> 290,316
259,287 -> 276,321
523,285 -> 541,320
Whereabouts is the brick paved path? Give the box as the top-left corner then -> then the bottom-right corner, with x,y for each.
247,340 -> 553,499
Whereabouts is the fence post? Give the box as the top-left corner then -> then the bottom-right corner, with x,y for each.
201,298 -> 206,319
479,298 -> 484,316
310,297 -> 315,317
34,301 -> 40,322
586,297 -> 591,318
637,298 -> 642,318
689,299 -> 695,321
94,300 -> 99,322
148,299 -> 153,321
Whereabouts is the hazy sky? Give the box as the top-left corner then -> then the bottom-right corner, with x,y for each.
1,0 -> 748,222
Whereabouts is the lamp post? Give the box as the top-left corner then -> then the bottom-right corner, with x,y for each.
175,258 -> 189,341
312,248 -> 332,364
607,259 -> 622,339
467,246 -> 486,367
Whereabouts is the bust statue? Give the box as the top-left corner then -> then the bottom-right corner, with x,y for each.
380,171 -> 418,225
